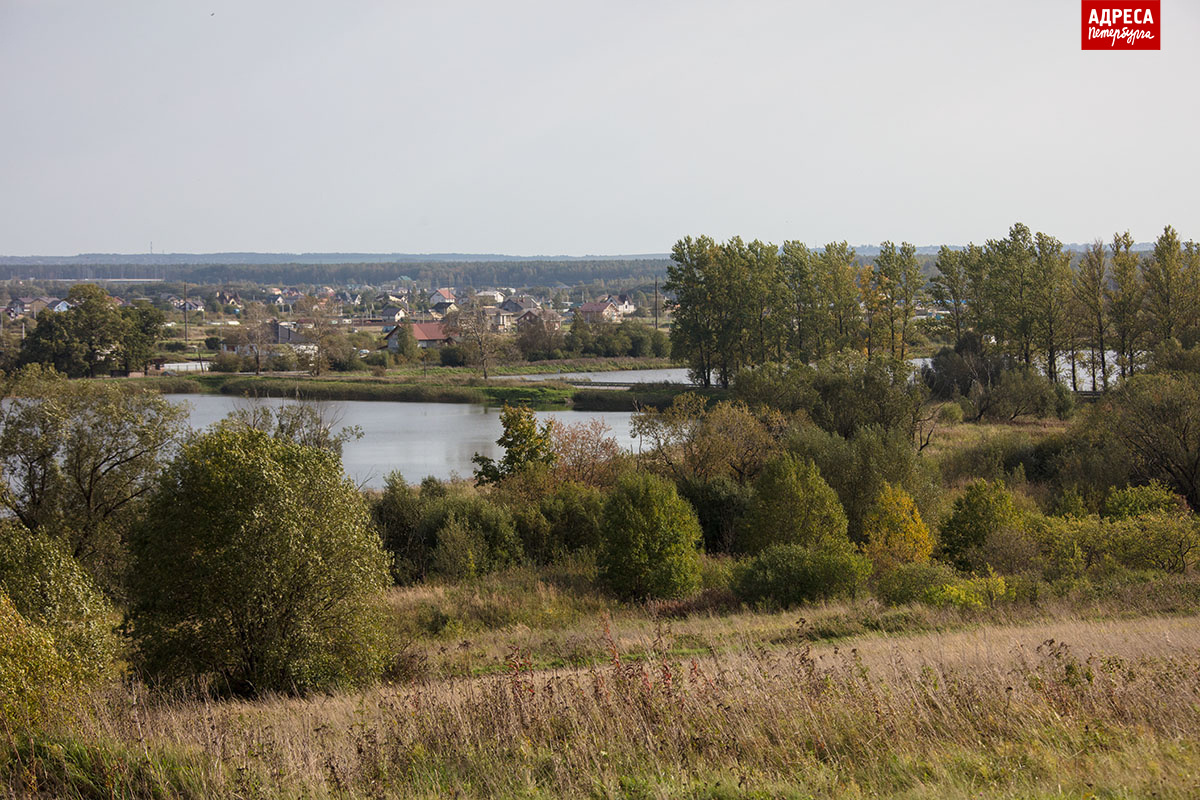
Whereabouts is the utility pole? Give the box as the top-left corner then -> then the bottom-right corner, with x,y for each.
183,281 -> 189,344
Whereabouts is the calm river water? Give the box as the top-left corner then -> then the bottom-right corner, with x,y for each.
171,394 -> 639,489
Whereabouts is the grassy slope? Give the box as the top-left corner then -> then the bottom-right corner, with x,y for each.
20,607 -> 1200,799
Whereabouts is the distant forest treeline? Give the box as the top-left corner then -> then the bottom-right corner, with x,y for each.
0,259 -> 671,288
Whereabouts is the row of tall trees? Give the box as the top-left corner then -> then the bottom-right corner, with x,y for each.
667,225 -> 1200,391
666,236 -> 924,387
929,224 -> 1200,389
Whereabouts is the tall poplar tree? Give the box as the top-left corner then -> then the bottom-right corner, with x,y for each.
1107,231 -> 1144,378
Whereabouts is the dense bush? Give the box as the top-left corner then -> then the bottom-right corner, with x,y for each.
0,590 -> 74,734
208,350 -> 246,372
739,454 -> 848,555
371,473 -> 427,583
873,561 -> 961,606
1102,481 -> 1188,520
788,423 -> 938,543
968,367 -> 1068,422
599,472 -> 702,600
678,474 -> 753,554
1099,372 -> 1200,510
0,522 -> 119,682
937,480 -> 1021,570
439,344 -> 468,367
734,540 -> 871,608
129,428 -> 391,696
415,494 -> 523,580
1035,513 -> 1200,578
538,481 -> 606,557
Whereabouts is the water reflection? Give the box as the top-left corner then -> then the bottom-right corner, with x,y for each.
171,395 -> 637,489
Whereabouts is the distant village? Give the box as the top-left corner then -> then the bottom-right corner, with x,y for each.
0,278 -> 657,373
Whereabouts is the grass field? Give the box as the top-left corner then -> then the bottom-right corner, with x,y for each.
11,611 -> 1199,799
9,562 -> 1200,799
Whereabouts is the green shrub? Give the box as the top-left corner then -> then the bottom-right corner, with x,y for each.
740,454 -> 847,554
0,523 -> 119,683
678,475 -> 754,554
937,402 -> 964,424
371,473 -> 426,583
1102,481 -> 1189,520
925,570 -> 1009,610
599,472 -> 702,600
538,481 -> 606,557
0,590 -> 74,734
439,344 -> 467,367
208,350 -> 244,373
788,423 -> 939,543
1034,513 -> 1200,577
129,428 -> 391,696
938,480 -> 1020,570
734,540 -> 872,608
873,561 -> 960,606
416,494 -> 522,580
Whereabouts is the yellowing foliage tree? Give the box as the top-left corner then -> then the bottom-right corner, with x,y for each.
862,482 -> 933,569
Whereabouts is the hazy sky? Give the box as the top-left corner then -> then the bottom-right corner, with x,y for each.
2,0 -> 1198,256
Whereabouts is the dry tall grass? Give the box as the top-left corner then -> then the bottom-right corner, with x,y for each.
9,614 -> 1200,799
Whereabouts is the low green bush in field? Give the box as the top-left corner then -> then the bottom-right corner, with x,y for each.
873,561 -> 961,606
735,540 -> 872,608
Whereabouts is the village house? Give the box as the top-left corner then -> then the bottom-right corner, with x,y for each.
378,305 -> 407,323
474,289 -> 506,305
482,306 -> 516,332
429,300 -> 458,319
427,287 -> 456,307
215,291 -> 244,309
500,295 -> 539,315
602,294 -> 637,316
577,299 -> 619,323
515,307 -> 563,331
384,321 -> 454,352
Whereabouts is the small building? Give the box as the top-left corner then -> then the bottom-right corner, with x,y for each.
602,294 -> 637,316
516,307 -> 563,331
500,295 -> 539,315
384,321 -> 454,351
429,300 -> 458,319
578,300 -> 619,324
474,289 -> 506,305
428,287 -> 456,307
482,306 -> 516,332
379,305 -> 407,323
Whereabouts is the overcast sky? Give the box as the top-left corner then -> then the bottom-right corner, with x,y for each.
2,0 -> 1197,256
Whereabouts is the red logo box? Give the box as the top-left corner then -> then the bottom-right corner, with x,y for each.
1082,1 -> 1160,49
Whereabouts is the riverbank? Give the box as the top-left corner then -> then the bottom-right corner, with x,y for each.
125,372 -> 716,411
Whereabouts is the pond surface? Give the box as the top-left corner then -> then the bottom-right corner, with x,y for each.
171,395 -> 639,489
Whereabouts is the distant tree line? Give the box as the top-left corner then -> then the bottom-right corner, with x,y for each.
667,224 -> 1200,391
929,225 -> 1199,389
